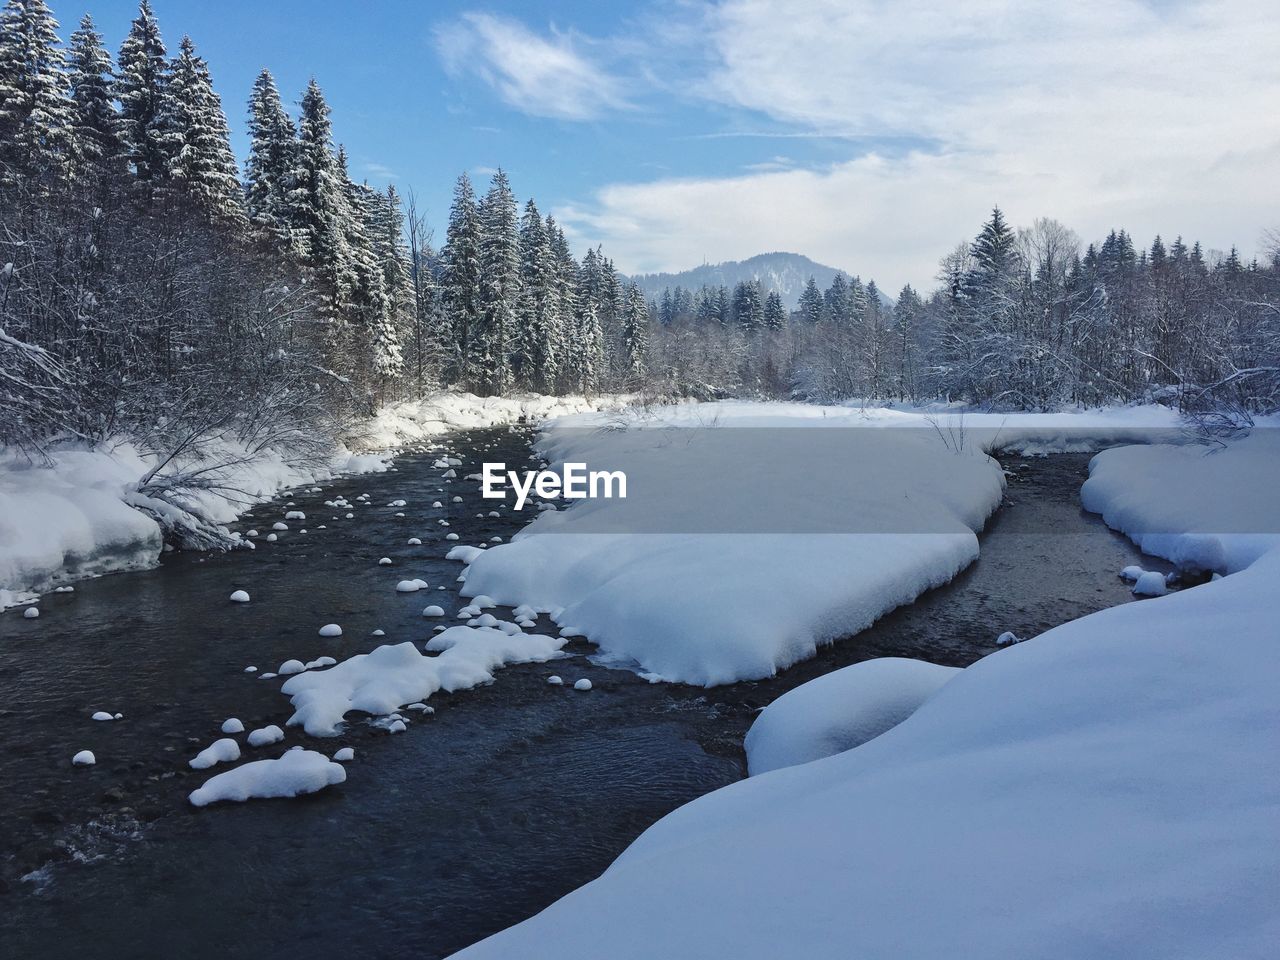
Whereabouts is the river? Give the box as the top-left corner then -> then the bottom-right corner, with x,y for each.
0,425 -> 1170,959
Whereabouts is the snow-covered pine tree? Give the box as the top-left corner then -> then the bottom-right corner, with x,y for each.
569,266 -> 604,394
244,69 -> 296,240
0,0 -> 73,179
798,276 -> 823,324
167,36 -> 244,225
824,273 -> 849,325
763,290 -> 787,330
474,168 -> 519,395
732,279 -> 764,333
516,198 -> 558,392
336,146 -> 397,383
372,184 -> 414,375
115,0 -> 176,182
290,79 -> 354,314
440,172 -> 483,386
620,282 -> 649,380
546,214 -> 577,393
65,14 -> 120,182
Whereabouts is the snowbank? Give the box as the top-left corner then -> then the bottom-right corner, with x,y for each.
458,403 -> 1012,684
450,421 -> 1280,960
280,627 -> 567,736
1081,427 -> 1280,574
358,391 -> 625,450
1,391 -> 614,609
188,749 -> 346,807
744,657 -> 959,776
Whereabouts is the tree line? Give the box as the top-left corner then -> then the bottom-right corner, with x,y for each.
3,0 -> 1277,476
644,210 -> 1279,417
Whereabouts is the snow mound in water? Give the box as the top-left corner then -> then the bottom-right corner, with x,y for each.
221,717 -> 244,734
333,747 -> 354,762
422,605 -> 445,617
745,658 -> 959,776
188,749 -> 346,807
457,403 -> 1005,685
229,589 -> 250,603
72,750 -> 95,766
280,628 -> 568,736
318,623 -> 342,637
189,737 -> 241,770
1131,570 -> 1169,596
247,724 -> 284,747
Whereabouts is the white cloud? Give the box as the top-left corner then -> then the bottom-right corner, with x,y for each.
561,0 -> 1280,290
435,12 -> 629,121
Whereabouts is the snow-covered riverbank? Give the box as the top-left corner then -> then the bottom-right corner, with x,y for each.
453,401 -> 1186,684
448,409 -> 1280,959
0,392 -> 618,611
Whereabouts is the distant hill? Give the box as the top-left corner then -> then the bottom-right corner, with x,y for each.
627,252 -> 851,310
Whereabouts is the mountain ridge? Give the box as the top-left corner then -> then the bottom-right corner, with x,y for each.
625,252 -> 855,310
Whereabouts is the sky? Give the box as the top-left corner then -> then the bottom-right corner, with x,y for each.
66,0 -> 1280,292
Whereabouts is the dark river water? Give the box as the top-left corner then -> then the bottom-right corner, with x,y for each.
0,427 -> 1170,959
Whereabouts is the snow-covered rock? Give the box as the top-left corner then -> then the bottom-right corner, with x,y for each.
280,628 -> 568,736
278,659 -> 306,675
229,589 -> 250,603
91,710 -> 115,721
246,724 -> 285,747
72,750 -> 95,766
573,678 -> 593,691
745,658 -> 959,776
221,717 -> 245,734
318,623 -> 342,637
189,738 -> 241,770
422,605 -> 445,617
333,747 -> 354,762
188,749 -> 346,807
23,606 -> 40,618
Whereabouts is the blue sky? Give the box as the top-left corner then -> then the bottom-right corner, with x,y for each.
69,1 -> 1280,290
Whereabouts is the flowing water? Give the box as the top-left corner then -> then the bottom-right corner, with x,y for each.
0,426 -> 1171,959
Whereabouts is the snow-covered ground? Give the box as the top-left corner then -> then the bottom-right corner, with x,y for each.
0,391 -> 616,610
454,401 -> 1186,685
450,415 -> 1280,960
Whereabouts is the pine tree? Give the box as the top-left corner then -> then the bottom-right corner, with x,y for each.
763,290 -> 786,330
336,148 -> 397,382
244,69 -> 296,239
516,198 -> 558,392
65,14 -> 119,181
0,0 -> 73,178
115,0 -> 176,182
569,266 -> 604,394
824,273 -> 849,325
473,169 -> 519,395
620,282 -> 649,379
798,276 -> 823,323
546,215 -> 576,391
290,80 -> 354,314
167,36 -> 243,224
440,172 -> 483,385
732,279 -> 764,333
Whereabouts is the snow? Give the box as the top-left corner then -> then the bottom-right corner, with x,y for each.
229,589 -> 250,603
91,711 -> 115,721
23,606 -> 40,618
744,658 -> 959,776
1131,570 -> 1170,596
396,579 -> 428,593
318,623 -> 343,637
378,557 -> 393,565
188,749 -> 346,807
71,750 -> 95,766
422,605 -> 445,617
0,392 -> 614,609
221,718 -> 245,734
407,537 -> 422,545
189,738 -> 241,770
450,417 -> 1280,960
278,659 -> 306,675
547,675 -> 563,685
333,747 -> 354,762
280,627 -> 568,736
573,678 -> 592,691
361,392 -> 623,450
246,724 -> 285,747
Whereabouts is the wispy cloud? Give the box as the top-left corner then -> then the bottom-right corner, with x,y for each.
561,0 -> 1280,290
361,161 -> 397,182
434,12 -> 630,121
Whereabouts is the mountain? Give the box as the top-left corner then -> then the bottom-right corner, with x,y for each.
626,252 -> 851,309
